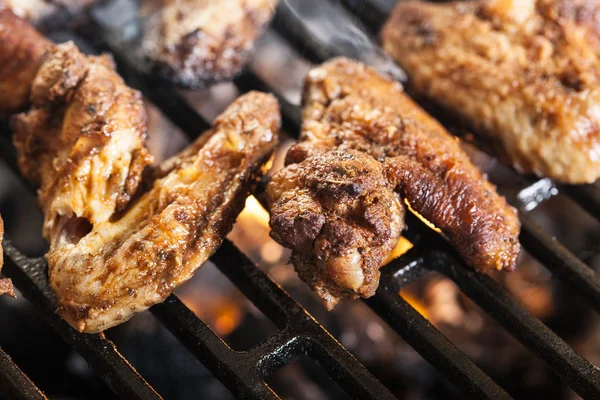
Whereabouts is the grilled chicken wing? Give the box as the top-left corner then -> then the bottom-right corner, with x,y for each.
0,217 -> 15,297
13,43 -> 280,332
52,92 -> 278,332
382,0 -> 600,184
0,5 -> 52,115
267,150 -> 404,309
142,0 -> 277,88
268,58 -> 520,308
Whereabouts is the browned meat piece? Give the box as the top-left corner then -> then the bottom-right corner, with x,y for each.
0,5 -> 52,116
268,58 -> 520,308
142,0 -> 278,88
0,216 -> 15,298
12,35 -> 280,331
13,42 -> 153,241
382,0 -> 600,184
3,0 -> 99,28
267,150 -> 404,309
54,92 -> 278,333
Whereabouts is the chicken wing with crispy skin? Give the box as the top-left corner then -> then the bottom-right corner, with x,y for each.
0,5 -> 52,115
0,217 -> 15,297
14,42 -> 279,331
52,92 -> 278,332
267,150 -> 404,309
142,0 -> 277,88
268,58 -> 520,308
382,0 -> 600,184
13,42 -> 153,241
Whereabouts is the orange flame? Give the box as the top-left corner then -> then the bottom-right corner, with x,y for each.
400,290 -> 429,319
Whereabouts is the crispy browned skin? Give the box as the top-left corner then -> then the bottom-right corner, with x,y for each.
0,5 -> 52,116
0,216 -> 15,297
382,0 -> 600,184
267,150 -> 404,309
142,0 -> 277,88
268,58 -> 520,308
13,42 -> 153,241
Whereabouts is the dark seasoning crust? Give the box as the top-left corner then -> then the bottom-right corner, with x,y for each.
268,58 -> 521,309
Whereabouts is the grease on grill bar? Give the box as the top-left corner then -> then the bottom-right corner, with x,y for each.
1,0 -> 600,399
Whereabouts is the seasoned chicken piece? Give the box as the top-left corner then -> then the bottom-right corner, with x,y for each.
12,35 -> 280,331
267,150 -> 404,309
0,216 -> 15,298
268,58 -> 520,308
382,0 -> 600,184
0,5 -> 52,115
13,42 -> 153,241
15,55 -> 279,333
142,0 -> 278,88
53,92 -> 278,332
3,0 -> 99,28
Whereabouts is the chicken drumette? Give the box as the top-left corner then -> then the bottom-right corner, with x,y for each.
268,150 -> 404,308
382,0 -> 600,184
267,58 -> 520,309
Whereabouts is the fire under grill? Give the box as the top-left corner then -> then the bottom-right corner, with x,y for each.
2,0 -> 600,399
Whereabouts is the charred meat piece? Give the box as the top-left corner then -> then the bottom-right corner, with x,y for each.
267,150 -> 404,310
3,0 -> 100,28
268,58 -> 520,308
0,217 -> 15,298
0,5 -> 52,115
142,0 -> 277,88
382,0 -> 600,184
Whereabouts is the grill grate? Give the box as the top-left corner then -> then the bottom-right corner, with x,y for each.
1,0 -> 600,399
0,346 -> 47,400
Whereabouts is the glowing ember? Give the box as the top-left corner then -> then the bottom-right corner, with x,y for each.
400,290 -> 429,319
384,237 -> 413,265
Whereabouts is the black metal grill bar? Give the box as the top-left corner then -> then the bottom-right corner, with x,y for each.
153,240 -> 397,400
368,250 -> 514,399
562,184 -> 600,221
341,0 -> 394,34
214,240 -> 397,399
519,213 -> 600,314
0,346 -> 47,400
0,241 -> 162,400
400,213 -> 600,399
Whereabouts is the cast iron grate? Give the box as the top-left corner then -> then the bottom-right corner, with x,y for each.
1,0 -> 600,399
